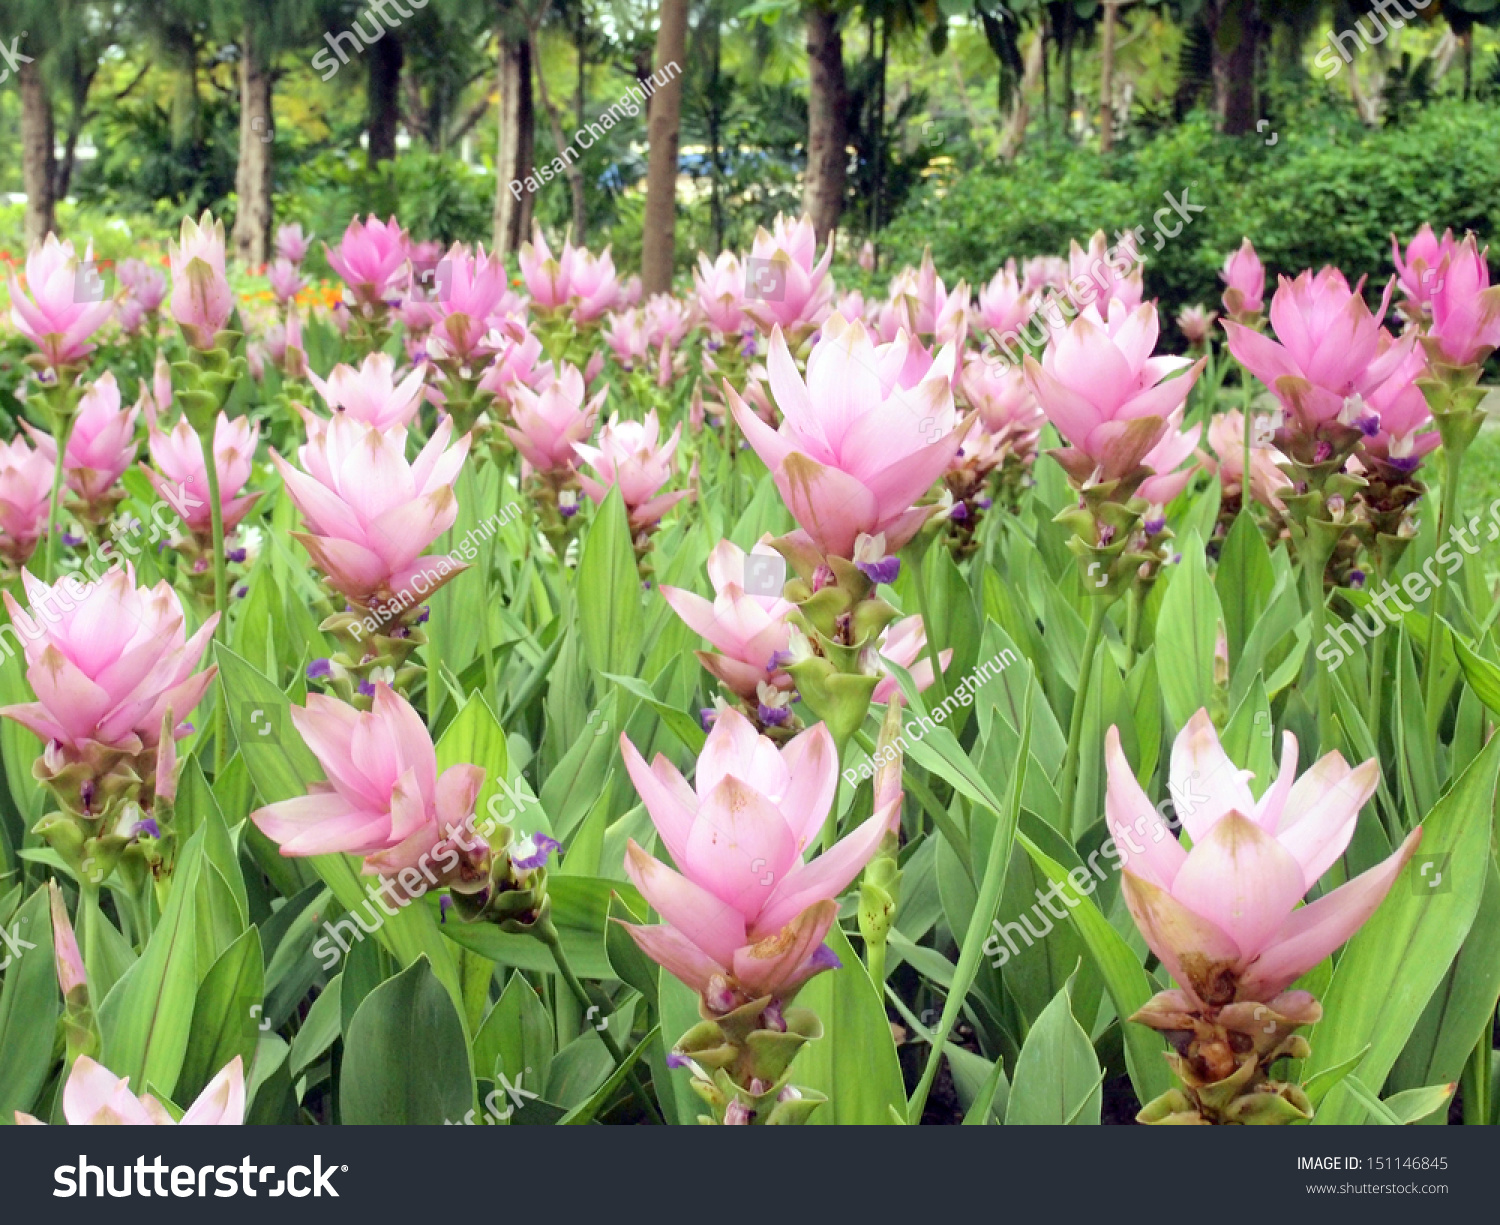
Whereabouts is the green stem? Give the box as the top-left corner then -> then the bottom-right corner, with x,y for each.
198,428 -> 229,778
852,725 -> 971,879
541,924 -> 665,1125
43,405 -> 77,581
1461,1022 -> 1491,1126
1423,446 -> 1462,720
1058,598 -> 1107,828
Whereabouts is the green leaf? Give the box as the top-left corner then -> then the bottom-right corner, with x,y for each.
340,957 -> 474,1124
1381,1082 -> 1456,1125
791,925 -> 908,1125
176,929 -> 264,1106
1004,978 -> 1104,1125
98,826 -> 206,1100
908,680 -> 1032,1122
577,486 -> 644,678
601,671 -> 707,755
0,886 -> 59,1120
1014,832 -> 1173,1107
1216,509 -> 1275,669
1449,627 -> 1500,717
1307,735 -> 1500,1124
1154,530 -> 1222,731
559,1024 -> 660,1125
474,973 -> 554,1095
289,975 -> 343,1079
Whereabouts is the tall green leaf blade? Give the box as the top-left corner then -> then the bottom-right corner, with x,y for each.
577,486 -> 644,678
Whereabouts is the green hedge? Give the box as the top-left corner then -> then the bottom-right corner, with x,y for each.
880,104 -> 1500,322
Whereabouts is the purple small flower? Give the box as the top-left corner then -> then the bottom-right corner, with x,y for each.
227,547 -> 248,564
513,833 -> 563,872
416,606 -> 430,624
560,501 -> 579,519
1391,455 -> 1421,475
80,780 -> 96,812
390,625 -> 410,639
1349,569 -> 1366,589
811,564 -> 836,592
1144,515 -> 1166,536
62,531 -> 84,547
234,584 -> 248,599
807,943 -> 842,974
181,722 -> 195,735
949,502 -> 969,522
1314,440 -> 1334,463
439,895 -> 453,924
977,496 -> 993,510
700,707 -> 718,732
1097,523 -> 1116,547
758,702 -> 791,727
132,817 -> 161,840
766,650 -> 793,672
856,556 -> 901,585
307,658 -> 333,680
763,1000 -> 787,1032
665,1051 -> 692,1070
357,680 -> 376,697
723,1100 -> 754,1125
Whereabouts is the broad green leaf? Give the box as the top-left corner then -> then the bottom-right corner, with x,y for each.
0,886 -> 58,1119
1004,978 -> 1103,1125
1308,735 -> 1500,1124
289,975 -> 343,1079
577,486 -> 644,677
474,972 -> 554,1095
176,929 -> 264,1106
1154,530 -> 1222,731
340,957 -> 474,1124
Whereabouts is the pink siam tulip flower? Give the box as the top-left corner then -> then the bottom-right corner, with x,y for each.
976,260 -> 1034,338
116,258 -> 167,312
1358,339 -> 1438,470
16,1055 -> 245,1126
426,244 -> 511,362
858,240 -> 876,273
1223,268 -> 1410,434
169,211 -> 234,350
275,222 -> 313,265
518,226 -> 572,310
1136,410 -> 1203,510
325,215 -> 410,308
957,350 -> 1044,445
115,296 -> 146,336
567,244 -> 622,324
1023,301 -> 1203,483
618,708 -> 898,1000
660,538 -> 795,704
870,614 -> 952,705
1221,238 -> 1265,319
477,323 -> 552,406
728,314 -> 971,559
574,410 -> 692,530
271,414 -> 470,609
268,257 -> 307,305
1391,223 -> 1459,312
250,684 -> 488,883
307,351 -> 426,433
0,565 -> 219,754
504,361 -> 605,472
618,274 -> 643,309
742,213 -> 834,336
601,309 -> 651,369
1425,234 -> 1500,368
146,412 -> 262,536
1022,255 -> 1068,296
8,234 -> 114,370
644,293 -> 693,350
1201,411 -> 1292,512
0,434 -> 54,568
695,251 -> 748,335
263,307 -> 308,379
25,372 -> 138,505
833,289 -> 868,324
1106,710 -> 1421,1006
1176,304 -> 1217,346
1070,230 -> 1142,315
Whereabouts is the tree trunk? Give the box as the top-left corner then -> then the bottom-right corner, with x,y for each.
367,32 -> 403,168
1099,1 -> 1116,151
529,26 -> 587,247
573,7 -> 588,243
802,4 -> 847,246
493,33 -> 535,257
999,27 -> 1045,161
1206,0 -> 1260,135
232,22 -> 274,267
169,28 -> 199,154
641,0 -> 688,293
19,57 -> 55,247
